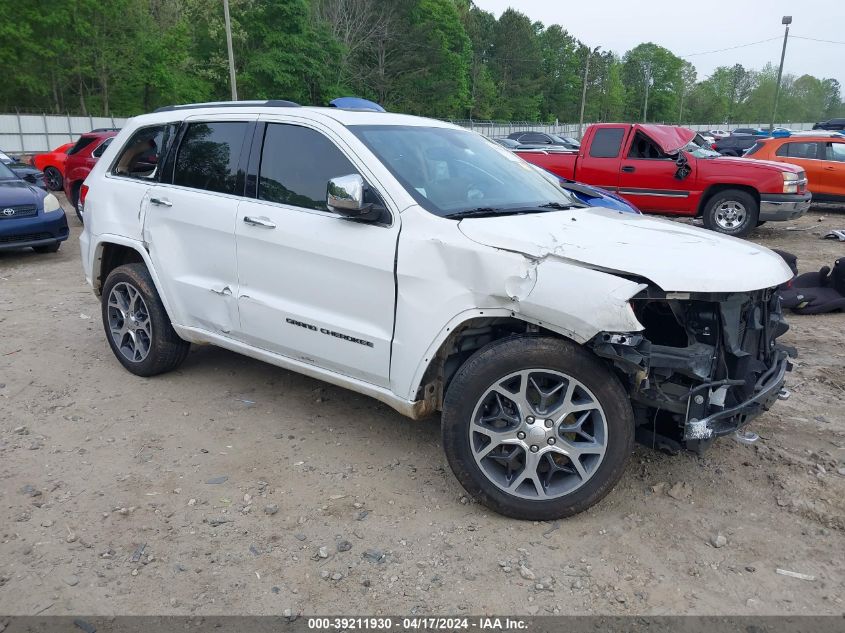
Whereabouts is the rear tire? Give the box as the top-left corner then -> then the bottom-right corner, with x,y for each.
702,189 -> 758,237
441,336 -> 634,520
72,183 -> 83,224
44,166 -> 63,191
33,242 -> 60,254
101,263 -> 190,377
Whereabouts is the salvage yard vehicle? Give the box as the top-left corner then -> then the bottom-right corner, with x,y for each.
31,141 -> 74,191
0,160 -> 68,253
80,101 -> 794,520
516,123 -> 810,236
63,129 -> 119,222
0,149 -> 47,189
745,132 -> 845,204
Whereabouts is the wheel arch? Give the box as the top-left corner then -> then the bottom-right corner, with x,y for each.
697,183 -> 760,217
407,311 -> 580,415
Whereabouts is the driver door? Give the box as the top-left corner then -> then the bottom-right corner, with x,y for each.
232,120 -> 398,387
618,133 -> 694,214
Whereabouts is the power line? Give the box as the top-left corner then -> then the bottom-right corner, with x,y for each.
679,36 -> 782,58
792,35 -> 845,45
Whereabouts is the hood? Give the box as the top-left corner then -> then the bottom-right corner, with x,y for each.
457,207 -> 792,293
705,155 -> 803,174
637,124 -> 695,154
0,178 -> 46,206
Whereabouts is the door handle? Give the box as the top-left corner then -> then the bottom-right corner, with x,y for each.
150,197 -> 172,207
243,215 -> 276,229
621,166 -> 636,173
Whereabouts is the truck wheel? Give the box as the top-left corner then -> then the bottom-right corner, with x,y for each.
72,183 -> 83,224
441,336 -> 634,520
702,189 -> 758,237
101,263 -> 190,377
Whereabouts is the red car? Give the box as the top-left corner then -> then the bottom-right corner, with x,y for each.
63,130 -> 118,222
31,142 -> 74,191
516,123 -> 811,237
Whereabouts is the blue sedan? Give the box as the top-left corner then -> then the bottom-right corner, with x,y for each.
0,161 -> 69,253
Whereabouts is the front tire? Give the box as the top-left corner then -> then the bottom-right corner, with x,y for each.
72,183 -> 83,224
441,336 -> 634,520
101,263 -> 190,377
702,189 -> 759,237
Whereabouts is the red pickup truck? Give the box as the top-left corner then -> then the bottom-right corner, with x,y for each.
516,123 -> 811,236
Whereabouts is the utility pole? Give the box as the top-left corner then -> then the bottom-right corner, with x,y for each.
223,0 -> 238,101
770,16 -> 792,133
642,63 -> 652,122
578,47 -> 598,139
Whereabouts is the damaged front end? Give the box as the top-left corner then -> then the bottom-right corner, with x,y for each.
589,287 -> 793,453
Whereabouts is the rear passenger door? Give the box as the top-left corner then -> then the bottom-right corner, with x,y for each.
233,119 -> 398,387
142,116 -> 255,335
819,141 -> 845,198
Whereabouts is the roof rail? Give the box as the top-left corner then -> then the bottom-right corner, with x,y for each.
153,99 -> 300,113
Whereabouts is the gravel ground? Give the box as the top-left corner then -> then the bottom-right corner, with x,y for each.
1,196 -> 843,616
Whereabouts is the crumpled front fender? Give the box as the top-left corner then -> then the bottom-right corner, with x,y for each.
518,258 -> 646,342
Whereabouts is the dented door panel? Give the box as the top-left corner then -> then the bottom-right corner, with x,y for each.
141,185 -> 240,334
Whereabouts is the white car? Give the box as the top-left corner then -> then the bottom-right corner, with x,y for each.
79,101 -> 794,520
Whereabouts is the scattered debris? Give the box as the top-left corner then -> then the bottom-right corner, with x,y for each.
363,549 -> 385,563
73,619 -> 96,633
518,564 -> 536,580
206,476 -> 229,485
63,575 -> 79,587
205,518 -> 234,527
130,543 -> 146,562
776,568 -> 815,581
336,540 -> 352,552
263,504 -> 279,516
667,482 -> 692,500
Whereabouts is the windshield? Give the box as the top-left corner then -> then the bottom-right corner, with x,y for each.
685,135 -> 721,158
0,161 -> 17,179
350,125 -> 581,217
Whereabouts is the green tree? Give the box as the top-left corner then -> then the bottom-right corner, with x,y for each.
489,9 -> 543,120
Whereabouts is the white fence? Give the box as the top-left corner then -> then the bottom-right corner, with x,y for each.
0,111 -> 819,154
0,113 -> 129,154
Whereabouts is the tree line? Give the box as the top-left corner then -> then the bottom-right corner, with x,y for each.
2,0 -> 843,125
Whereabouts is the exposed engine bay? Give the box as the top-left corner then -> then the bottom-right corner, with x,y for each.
590,288 -> 793,454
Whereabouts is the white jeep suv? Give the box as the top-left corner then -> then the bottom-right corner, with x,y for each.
80,100 -> 794,520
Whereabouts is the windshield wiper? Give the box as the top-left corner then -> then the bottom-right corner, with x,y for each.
444,207 -> 504,219
537,201 -> 577,210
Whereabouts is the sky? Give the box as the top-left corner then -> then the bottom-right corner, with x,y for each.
472,0 -> 845,87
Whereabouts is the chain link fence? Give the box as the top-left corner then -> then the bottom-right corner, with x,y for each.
448,119 -> 818,139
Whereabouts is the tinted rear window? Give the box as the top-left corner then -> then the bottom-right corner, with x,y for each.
745,142 -> 764,156
589,128 -> 625,158
67,136 -> 97,156
173,121 -> 248,195
775,142 -> 820,159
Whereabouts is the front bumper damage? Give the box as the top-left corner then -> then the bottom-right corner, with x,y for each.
589,288 -> 792,452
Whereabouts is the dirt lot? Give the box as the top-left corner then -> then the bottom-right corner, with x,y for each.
1,197 -> 844,617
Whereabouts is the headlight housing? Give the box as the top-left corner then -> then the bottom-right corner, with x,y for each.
782,171 -> 800,194
42,193 -> 61,213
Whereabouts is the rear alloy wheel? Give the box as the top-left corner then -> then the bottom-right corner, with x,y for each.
101,263 -> 190,376
702,189 -> 758,237
442,336 -> 634,520
44,166 -> 63,191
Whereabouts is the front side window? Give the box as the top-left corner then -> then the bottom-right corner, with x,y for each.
775,142 -> 820,159
113,124 -> 178,180
173,121 -> 248,195
590,128 -> 625,158
826,142 -> 845,162
258,123 -> 358,211
351,124 -> 582,217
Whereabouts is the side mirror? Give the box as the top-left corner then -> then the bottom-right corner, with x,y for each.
327,174 -> 366,216
327,174 -> 386,222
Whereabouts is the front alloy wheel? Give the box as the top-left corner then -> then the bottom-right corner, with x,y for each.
470,369 -> 607,500
442,336 -> 634,520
